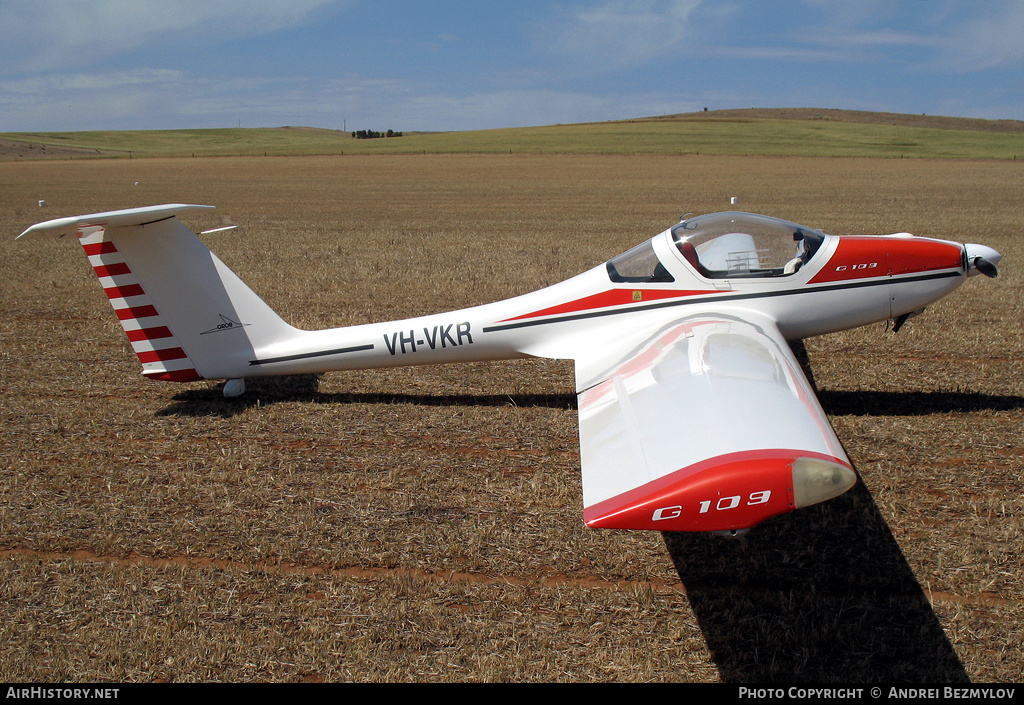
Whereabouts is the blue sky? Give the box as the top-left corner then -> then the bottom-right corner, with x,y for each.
2,0 -> 1022,132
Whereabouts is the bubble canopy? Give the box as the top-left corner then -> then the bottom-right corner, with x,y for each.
671,212 -> 826,279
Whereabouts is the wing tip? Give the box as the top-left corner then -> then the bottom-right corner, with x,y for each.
583,450 -> 854,532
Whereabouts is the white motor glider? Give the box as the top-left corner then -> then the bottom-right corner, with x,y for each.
19,205 -> 1001,534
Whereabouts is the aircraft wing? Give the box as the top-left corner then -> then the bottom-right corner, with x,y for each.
575,313 -> 856,533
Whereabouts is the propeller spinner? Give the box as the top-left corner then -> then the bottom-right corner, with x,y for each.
965,243 -> 1002,278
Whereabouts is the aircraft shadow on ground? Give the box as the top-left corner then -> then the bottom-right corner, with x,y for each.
157,373 -> 1024,420
157,374 -> 578,418
662,474 -> 970,683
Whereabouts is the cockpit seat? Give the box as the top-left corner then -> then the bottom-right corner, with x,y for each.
678,240 -> 710,276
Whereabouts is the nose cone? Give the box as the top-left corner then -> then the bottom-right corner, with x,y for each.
964,243 -> 1002,278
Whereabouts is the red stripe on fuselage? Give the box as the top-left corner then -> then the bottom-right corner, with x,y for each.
502,288 -> 714,322
809,237 -> 962,284
886,237 -> 963,275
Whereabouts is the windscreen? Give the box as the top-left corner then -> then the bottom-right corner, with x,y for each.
606,239 -> 675,283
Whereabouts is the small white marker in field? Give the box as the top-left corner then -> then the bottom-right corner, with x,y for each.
730,197 -> 738,205
38,200 -> 45,207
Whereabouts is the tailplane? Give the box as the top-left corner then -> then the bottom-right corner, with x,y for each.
19,205 -> 298,383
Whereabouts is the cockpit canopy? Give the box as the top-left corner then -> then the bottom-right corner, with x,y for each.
605,212 -> 828,284
672,212 -> 825,278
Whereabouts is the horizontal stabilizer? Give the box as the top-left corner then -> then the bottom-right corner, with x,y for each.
17,204 -> 215,239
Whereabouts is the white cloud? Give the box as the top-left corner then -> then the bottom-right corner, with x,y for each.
0,63 -> 694,132
944,3 -> 1024,70
0,67 -> 420,131
794,0 -> 1024,72
0,0 -> 342,73
535,0 -> 703,73
0,69 -> 193,131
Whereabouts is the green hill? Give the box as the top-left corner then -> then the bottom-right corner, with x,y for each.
3,108 -> 1022,160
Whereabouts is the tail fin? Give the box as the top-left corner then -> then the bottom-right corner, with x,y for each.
19,204 -> 298,382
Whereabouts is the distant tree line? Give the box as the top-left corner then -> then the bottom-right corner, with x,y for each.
351,129 -> 403,139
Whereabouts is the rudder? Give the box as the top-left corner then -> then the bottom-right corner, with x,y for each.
79,225 -> 202,381
19,204 -> 298,383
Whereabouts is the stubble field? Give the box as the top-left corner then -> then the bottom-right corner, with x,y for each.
1,153 -> 1022,682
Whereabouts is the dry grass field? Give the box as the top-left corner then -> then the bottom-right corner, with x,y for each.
4,109 -> 1023,160
1,153 -> 1022,682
